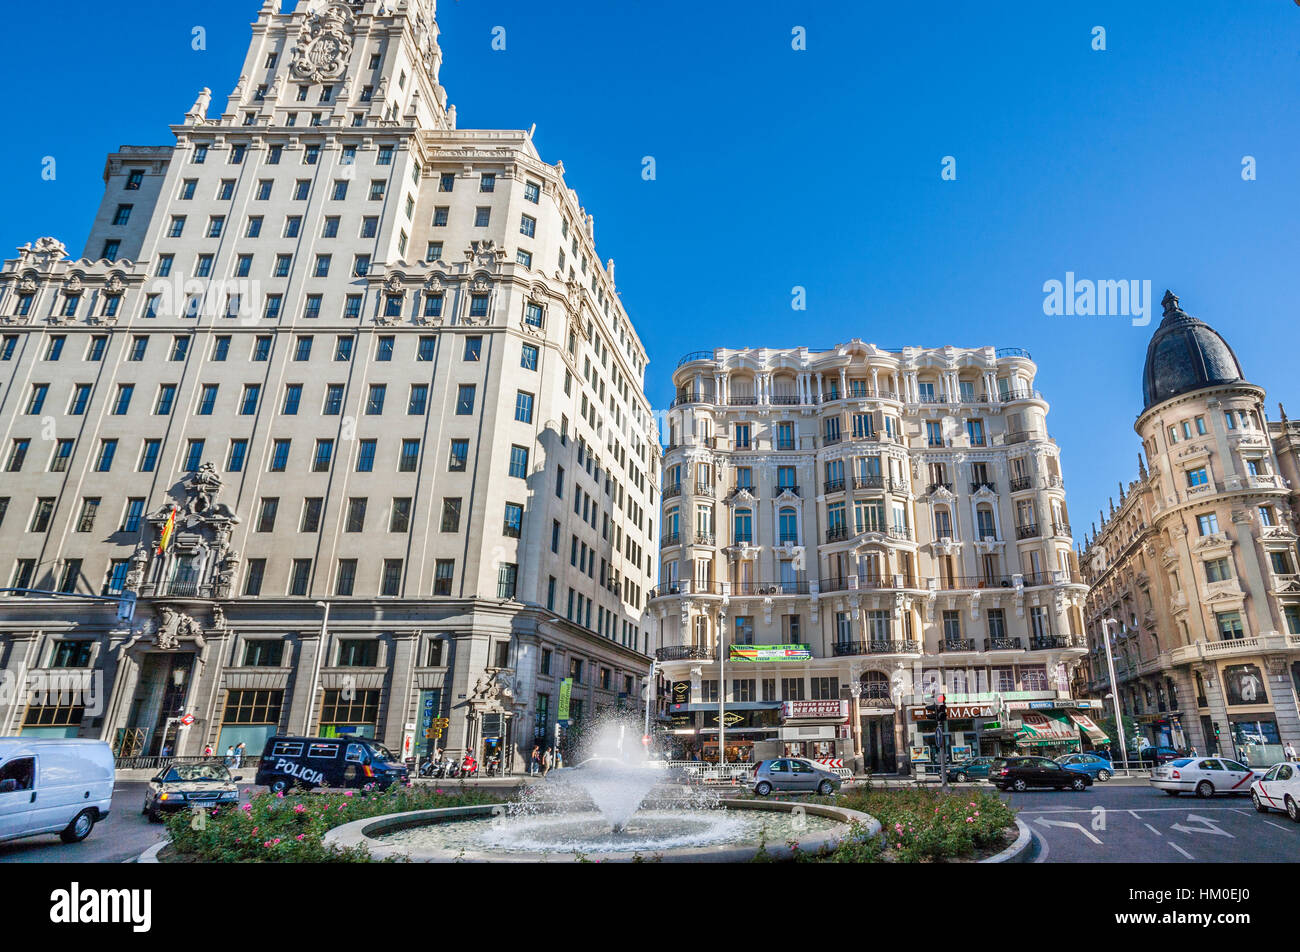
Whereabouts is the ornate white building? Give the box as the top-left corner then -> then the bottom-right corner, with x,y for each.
1081,292 -> 1300,765
0,0 -> 659,772
652,342 -> 1089,774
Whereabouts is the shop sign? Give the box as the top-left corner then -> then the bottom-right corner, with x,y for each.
981,721 -> 1002,731
907,703 -> 995,721
728,644 -> 812,663
672,681 -> 691,705
704,710 -> 746,728
783,699 -> 848,720
909,747 -> 930,763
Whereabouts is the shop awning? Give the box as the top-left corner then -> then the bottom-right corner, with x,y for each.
1067,711 -> 1109,745
1015,711 -> 1078,745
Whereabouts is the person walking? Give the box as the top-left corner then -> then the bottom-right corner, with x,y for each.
542,746 -> 553,776
233,742 -> 246,768
1285,741 -> 1297,762
530,746 -> 541,776
225,745 -> 235,767
203,743 -> 213,758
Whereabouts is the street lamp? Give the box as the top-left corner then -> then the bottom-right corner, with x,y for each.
717,612 -> 727,776
1101,618 -> 1130,769
302,600 -> 330,735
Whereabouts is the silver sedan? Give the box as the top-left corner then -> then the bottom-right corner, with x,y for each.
1150,757 -> 1258,798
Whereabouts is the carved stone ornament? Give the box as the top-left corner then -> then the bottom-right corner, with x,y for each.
291,2 -> 355,84
62,273 -> 84,296
103,273 -> 126,297
465,239 -> 506,270
385,272 -> 407,297
155,605 -> 203,651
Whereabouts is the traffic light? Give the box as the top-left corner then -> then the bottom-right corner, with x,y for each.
1214,723 -> 1221,737
936,694 -> 947,725
924,701 -> 938,720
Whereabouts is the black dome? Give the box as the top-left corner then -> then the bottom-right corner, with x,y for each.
1141,291 -> 1246,411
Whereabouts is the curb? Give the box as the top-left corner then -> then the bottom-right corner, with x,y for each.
137,840 -> 167,864
980,817 -> 1032,864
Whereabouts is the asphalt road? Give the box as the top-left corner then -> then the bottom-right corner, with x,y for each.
999,782 -> 1300,863
0,782 -> 171,864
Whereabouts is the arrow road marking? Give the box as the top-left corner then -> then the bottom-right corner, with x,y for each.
1034,816 -> 1103,845
1170,813 -> 1234,838
1169,842 -> 1195,860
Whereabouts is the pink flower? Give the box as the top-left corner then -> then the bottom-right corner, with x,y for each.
343,790 -> 355,798
241,803 -> 252,813
296,834 -> 306,841
294,804 -> 306,814
966,817 -> 974,823
276,791 -> 285,799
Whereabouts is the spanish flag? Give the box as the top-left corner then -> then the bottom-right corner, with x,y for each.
157,507 -> 176,555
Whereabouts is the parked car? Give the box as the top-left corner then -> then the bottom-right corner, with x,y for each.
945,757 -> 999,783
1137,746 -> 1180,766
991,756 -> 1093,792
0,738 -> 114,844
143,761 -> 242,822
1151,757 -> 1257,798
751,758 -> 842,797
255,736 -> 409,793
1057,752 -> 1113,782
1250,762 -> 1300,821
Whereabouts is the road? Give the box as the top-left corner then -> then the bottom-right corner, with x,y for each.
999,782 -> 1300,863
0,782 -> 172,864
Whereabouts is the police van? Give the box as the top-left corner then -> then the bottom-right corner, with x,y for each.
255,736 -> 409,793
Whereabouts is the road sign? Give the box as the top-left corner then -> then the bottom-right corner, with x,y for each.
179,713 -> 195,727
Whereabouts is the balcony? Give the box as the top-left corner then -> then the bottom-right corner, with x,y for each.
853,475 -> 886,491
694,532 -> 716,546
824,434 -> 842,446
729,397 -> 758,407
939,639 -> 976,653
775,483 -> 800,496
656,645 -> 715,662
670,392 -> 708,408
937,575 -> 1014,591
926,482 -> 953,495
1050,522 -> 1072,537
1000,388 -> 1044,402
660,532 -> 681,547
996,347 -> 1032,360
675,351 -> 714,369
987,636 -> 1023,651
663,483 -> 682,499
824,478 -> 846,494
826,526 -> 850,543
692,482 -> 715,499
770,395 -> 801,406
1030,635 -> 1081,650
1015,523 -> 1040,540
832,639 -> 920,657
731,533 -> 754,546
1009,476 -> 1034,492
858,683 -> 893,702
730,580 -> 810,596
776,440 -> 796,451
970,480 -> 997,493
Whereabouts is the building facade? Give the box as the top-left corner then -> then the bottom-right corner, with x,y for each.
1080,291 -> 1300,766
650,342 -> 1091,774
0,0 -> 659,773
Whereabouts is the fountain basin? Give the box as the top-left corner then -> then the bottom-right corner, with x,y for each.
324,799 -> 879,863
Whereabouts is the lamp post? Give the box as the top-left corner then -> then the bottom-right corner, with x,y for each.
717,612 -> 727,777
302,600 -> 330,735
1101,618 -> 1129,769
643,659 -> 657,750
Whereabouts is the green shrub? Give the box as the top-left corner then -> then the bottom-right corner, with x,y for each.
838,788 -> 1016,863
164,783 -> 506,863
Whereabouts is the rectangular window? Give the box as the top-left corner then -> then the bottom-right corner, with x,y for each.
456,384 -> 476,415
345,497 -> 367,533
139,439 -> 161,472
243,559 -> 266,596
515,391 -> 534,423
448,440 -> 469,471
441,498 -> 462,532
509,445 -> 529,479
289,559 -> 312,597
301,497 -> 323,533
313,439 -> 334,472
356,439 -> 376,472
94,439 -> 117,472
434,560 -> 455,596
270,439 -> 291,472
407,384 -> 428,414
390,498 -> 411,533
398,439 -> 420,472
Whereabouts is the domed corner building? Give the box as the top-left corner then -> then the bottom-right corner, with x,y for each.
1079,290 -> 1300,767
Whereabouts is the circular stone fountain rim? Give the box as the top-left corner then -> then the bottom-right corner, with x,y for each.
324,799 -> 880,863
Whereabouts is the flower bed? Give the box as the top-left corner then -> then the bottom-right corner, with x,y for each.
163,784 -> 507,863
749,787 -> 1017,863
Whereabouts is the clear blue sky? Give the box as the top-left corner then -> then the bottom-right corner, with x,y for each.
1,1 -> 1297,536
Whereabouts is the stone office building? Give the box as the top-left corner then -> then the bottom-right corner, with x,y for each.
0,0 -> 659,772
650,342 -> 1090,774
1080,292 -> 1300,766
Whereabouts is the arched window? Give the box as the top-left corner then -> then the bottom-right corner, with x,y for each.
859,670 -> 890,702
778,507 -> 798,544
733,508 -> 752,544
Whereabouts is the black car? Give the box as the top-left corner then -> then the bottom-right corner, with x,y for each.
143,762 -> 242,822
255,736 -> 409,793
991,756 -> 1093,792
1138,746 -> 1180,766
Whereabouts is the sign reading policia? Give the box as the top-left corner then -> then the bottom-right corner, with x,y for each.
728,644 -> 812,662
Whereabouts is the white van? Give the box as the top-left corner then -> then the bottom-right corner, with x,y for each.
0,738 -> 115,844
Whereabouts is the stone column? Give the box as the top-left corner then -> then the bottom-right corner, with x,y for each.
384,629 -> 421,752
1265,655 -> 1300,750
286,632 -> 324,736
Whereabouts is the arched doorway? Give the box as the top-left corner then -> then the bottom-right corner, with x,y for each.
858,671 -> 897,774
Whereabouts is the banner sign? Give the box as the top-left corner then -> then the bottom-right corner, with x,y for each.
908,703 -> 996,721
557,678 -> 573,722
782,700 -> 848,720
728,644 -> 812,663
909,746 -> 930,763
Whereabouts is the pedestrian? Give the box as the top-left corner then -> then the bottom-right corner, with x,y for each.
1285,741 -> 1297,762
531,746 -> 540,776
233,741 -> 246,768
542,746 -> 553,776
556,748 -> 564,769
225,745 -> 235,767
204,743 -> 213,758
1189,746 -> 1198,757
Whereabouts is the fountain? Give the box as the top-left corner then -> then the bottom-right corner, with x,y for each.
324,717 -> 878,862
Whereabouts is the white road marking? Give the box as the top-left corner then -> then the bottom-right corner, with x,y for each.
1170,813 -> 1234,838
1169,842 -> 1195,860
1034,816 -> 1103,845
1144,823 -> 1162,836
1031,828 -> 1051,864
1263,820 -> 1291,833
